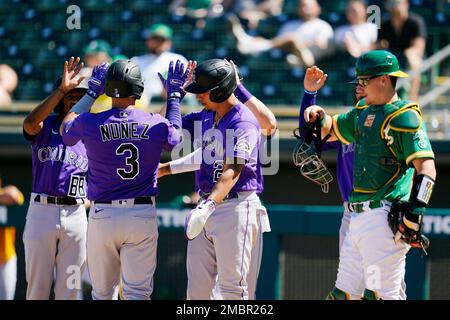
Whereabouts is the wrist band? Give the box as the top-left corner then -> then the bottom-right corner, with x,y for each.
304,89 -> 318,95
234,84 -> 253,103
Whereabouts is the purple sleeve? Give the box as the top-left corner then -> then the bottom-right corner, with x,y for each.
299,90 -> 339,151
165,98 -> 182,129
234,84 -> 253,103
164,121 -> 182,151
226,121 -> 258,163
299,90 -> 317,132
322,140 -> 341,151
182,111 -> 202,137
61,115 -> 85,146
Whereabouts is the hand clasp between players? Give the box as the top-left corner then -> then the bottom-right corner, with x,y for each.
158,59 -> 196,100
304,105 -> 326,123
87,62 -> 110,99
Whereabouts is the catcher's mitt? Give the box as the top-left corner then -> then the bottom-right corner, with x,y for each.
292,117 -> 333,193
388,200 -> 430,253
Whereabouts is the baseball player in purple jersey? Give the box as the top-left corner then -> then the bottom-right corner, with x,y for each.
61,59 -> 185,300
158,60 -> 275,299
299,66 -> 355,251
163,58 -> 265,300
22,57 -> 89,299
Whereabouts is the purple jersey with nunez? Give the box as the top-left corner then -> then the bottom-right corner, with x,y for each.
25,115 -> 88,198
182,109 -> 264,195
62,108 -> 180,201
299,91 -> 354,202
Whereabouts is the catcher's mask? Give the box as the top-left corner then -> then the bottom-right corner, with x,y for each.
292,117 -> 333,193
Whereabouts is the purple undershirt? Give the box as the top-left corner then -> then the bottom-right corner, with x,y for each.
299,90 -> 354,202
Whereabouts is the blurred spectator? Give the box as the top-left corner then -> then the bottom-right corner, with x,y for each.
224,0 -> 284,29
82,40 -> 113,71
230,0 -> 334,67
0,176 -> 24,300
334,0 -> 378,58
132,24 -> 188,105
170,0 -> 225,29
0,65 -> 18,107
377,0 -> 426,100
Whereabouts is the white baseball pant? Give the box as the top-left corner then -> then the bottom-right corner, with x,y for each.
23,196 -> 87,300
187,191 -> 263,300
211,202 -> 270,300
87,200 -> 158,300
0,255 -> 17,300
335,202 -> 410,300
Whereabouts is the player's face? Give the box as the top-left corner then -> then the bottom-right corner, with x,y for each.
195,91 -> 214,110
62,89 -> 86,114
356,75 -> 391,104
355,84 -> 366,101
355,75 -> 378,104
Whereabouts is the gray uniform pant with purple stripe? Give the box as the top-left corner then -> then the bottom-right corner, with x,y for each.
23,199 -> 87,300
187,191 -> 262,300
87,201 -> 158,300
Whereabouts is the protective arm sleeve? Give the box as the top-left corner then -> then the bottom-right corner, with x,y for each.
70,94 -> 96,114
166,98 -> 182,129
169,148 -> 202,174
299,90 -> 317,131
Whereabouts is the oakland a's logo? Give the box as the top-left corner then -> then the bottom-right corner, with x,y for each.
385,55 -> 393,65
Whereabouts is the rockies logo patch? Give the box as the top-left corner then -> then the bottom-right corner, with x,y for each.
234,140 -> 250,155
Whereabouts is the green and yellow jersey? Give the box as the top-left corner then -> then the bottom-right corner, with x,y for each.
332,99 -> 434,203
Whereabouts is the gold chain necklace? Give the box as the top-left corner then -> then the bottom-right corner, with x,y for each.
213,112 -> 221,128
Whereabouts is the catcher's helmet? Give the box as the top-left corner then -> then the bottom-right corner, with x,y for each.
104,59 -> 144,99
53,75 -> 89,114
184,59 -> 237,103
356,50 -> 409,78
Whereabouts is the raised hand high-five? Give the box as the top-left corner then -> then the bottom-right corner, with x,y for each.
87,62 -> 109,99
304,66 -> 328,93
59,57 -> 85,95
158,60 -> 196,101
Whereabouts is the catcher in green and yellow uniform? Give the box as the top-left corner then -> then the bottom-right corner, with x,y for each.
304,50 -> 436,300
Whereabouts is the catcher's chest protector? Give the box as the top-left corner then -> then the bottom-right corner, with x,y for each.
353,100 -> 413,192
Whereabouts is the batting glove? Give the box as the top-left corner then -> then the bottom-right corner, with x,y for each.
87,62 -> 109,99
158,60 -> 190,101
185,199 -> 216,240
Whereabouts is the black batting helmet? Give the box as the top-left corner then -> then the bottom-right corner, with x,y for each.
52,75 -> 89,114
184,59 -> 237,103
104,59 -> 144,99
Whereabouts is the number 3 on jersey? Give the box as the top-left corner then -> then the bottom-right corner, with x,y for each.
116,143 -> 139,180
213,160 -> 224,182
